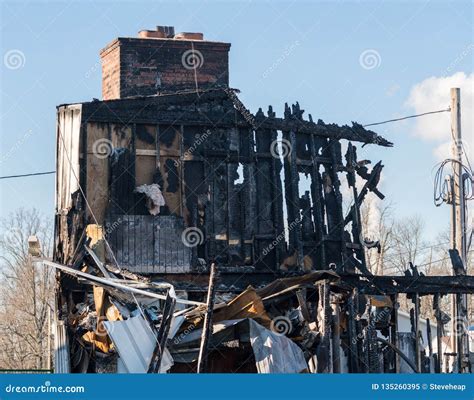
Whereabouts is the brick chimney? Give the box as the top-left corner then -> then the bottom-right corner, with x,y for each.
100,26 -> 231,100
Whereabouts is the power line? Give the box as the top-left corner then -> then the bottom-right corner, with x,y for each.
0,171 -> 55,180
416,249 -> 473,268
384,249 -> 474,271
1,108 -> 453,180
363,108 -> 451,128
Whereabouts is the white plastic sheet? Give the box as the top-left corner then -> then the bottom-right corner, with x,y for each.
135,184 -> 166,215
104,315 -> 173,373
249,319 -> 307,373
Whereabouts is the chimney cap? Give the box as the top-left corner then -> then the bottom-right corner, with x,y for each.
174,32 -> 204,41
138,30 -> 166,39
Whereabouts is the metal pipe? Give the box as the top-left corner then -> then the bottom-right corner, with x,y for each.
42,260 -> 205,306
376,337 -> 418,373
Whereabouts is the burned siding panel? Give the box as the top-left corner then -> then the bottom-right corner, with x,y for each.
135,124 -> 157,186
85,122 -> 109,224
158,125 -> 182,216
56,105 -> 82,212
55,105 -> 83,263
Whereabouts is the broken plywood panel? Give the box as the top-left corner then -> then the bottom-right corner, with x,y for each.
85,123 -> 109,223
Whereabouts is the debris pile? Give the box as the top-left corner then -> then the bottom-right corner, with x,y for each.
53,233 -> 343,373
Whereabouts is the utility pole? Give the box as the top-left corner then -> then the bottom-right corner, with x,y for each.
448,174 -> 456,360
451,88 -> 468,274
450,87 -> 469,373
47,307 -> 51,371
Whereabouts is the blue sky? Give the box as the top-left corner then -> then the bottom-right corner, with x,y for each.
0,0 -> 472,241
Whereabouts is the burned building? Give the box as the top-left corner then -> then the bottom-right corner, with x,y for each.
52,26 -> 473,374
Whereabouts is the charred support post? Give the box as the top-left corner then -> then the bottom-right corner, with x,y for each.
309,133 -> 326,268
331,295 -> 341,373
283,125 -> 304,269
316,280 -> 332,373
347,289 -> 360,373
197,263 -> 217,373
411,293 -> 421,373
389,294 -> 399,373
426,318 -> 433,373
296,289 -> 311,322
345,143 -> 367,272
367,311 -> 379,373
434,294 -> 443,373
148,291 -> 176,373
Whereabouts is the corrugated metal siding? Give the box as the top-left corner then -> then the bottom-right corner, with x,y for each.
56,105 -> 82,212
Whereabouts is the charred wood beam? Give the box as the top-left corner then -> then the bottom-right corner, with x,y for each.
255,117 -> 392,147
267,107 -> 285,270
316,280 -> 333,373
426,318 -> 433,373
340,274 -> 474,295
411,292 -> 421,372
323,140 -> 346,269
344,160 -> 384,226
309,133 -> 327,268
367,312 -> 379,373
347,290 -> 360,373
433,294 -> 443,373
148,291 -> 176,373
242,128 -> 257,266
390,294 -> 399,373
80,90 -> 391,147
331,295 -> 342,373
197,263 -> 218,373
345,143 -> 367,273
283,126 -> 304,269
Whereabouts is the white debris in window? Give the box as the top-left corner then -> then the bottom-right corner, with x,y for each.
135,184 -> 166,215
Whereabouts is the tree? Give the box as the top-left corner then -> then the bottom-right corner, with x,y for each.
384,215 -> 427,275
360,198 -> 394,275
0,208 -> 53,370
